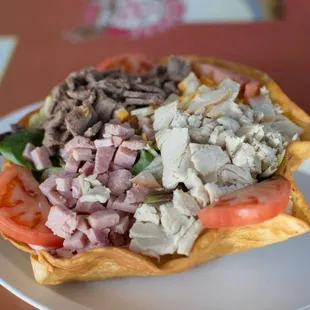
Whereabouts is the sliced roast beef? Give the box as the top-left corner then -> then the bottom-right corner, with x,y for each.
65,105 -> 98,136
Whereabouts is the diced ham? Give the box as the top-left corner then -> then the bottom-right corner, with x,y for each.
112,194 -> 138,213
115,210 -> 129,217
46,205 -> 79,238
72,148 -> 94,162
65,155 -> 80,173
79,162 -> 95,176
94,147 -> 116,174
113,146 -> 138,169
63,231 -> 88,250
88,209 -> 120,229
72,177 -> 82,198
23,143 -> 35,161
56,248 -> 73,259
76,215 -> 89,233
63,136 -> 95,159
39,175 -> 57,195
97,173 -> 109,187
121,139 -> 146,150
112,136 -> 123,147
46,191 -> 67,207
114,216 -> 130,234
86,228 -> 110,245
109,163 -> 122,171
106,195 -> 116,209
131,171 -> 162,189
30,146 -> 52,170
59,191 -> 77,209
108,169 -> 132,196
124,185 -> 149,204
94,138 -> 114,148
75,200 -> 104,214
244,81 -> 260,99
104,123 -> 134,138
56,176 -> 72,192
109,232 -> 125,246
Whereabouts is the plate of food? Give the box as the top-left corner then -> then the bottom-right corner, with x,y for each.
1,54 -> 310,310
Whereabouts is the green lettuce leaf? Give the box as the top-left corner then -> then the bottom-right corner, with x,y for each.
0,129 -> 44,167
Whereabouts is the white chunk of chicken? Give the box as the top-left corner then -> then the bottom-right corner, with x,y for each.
161,128 -> 190,189
217,116 -> 240,132
179,72 -> 201,95
190,143 -> 230,176
153,101 -> 178,131
160,203 -> 189,235
173,189 -> 200,216
218,164 -> 255,185
134,204 -> 160,225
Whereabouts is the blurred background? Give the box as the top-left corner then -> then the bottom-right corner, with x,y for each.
0,0 -> 309,309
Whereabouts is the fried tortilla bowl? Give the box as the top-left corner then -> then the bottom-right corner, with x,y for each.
2,56 -> 310,285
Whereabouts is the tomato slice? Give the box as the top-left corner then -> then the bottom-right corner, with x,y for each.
96,54 -> 153,74
0,165 -> 63,247
198,176 -> 291,228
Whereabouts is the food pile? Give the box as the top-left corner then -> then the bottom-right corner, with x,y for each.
0,55 -> 305,261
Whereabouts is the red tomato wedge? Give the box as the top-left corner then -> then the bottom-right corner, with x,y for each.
96,54 -> 153,74
198,176 -> 291,228
0,165 -> 63,247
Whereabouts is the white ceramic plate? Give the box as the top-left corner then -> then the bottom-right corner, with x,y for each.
1,104 -> 310,310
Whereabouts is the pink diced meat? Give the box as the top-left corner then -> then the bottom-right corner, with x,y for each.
110,163 -> 122,171
75,200 -> 104,214
30,146 -> 52,170
88,209 -> 120,230
76,215 -> 89,233
109,232 -> 125,246
56,248 -> 73,259
72,148 -> 94,162
121,139 -> 146,150
79,162 -> 95,176
106,195 -> 116,209
23,143 -> 35,161
63,136 -> 95,159
56,176 -> 72,192
65,155 -> 80,173
86,228 -> 110,245
97,173 -> 109,186
94,147 -> 116,174
124,185 -> 149,204
46,191 -> 67,207
104,123 -> 134,138
94,138 -> 114,148
113,216 -> 130,234
112,194 -> 138,213
63,231 -> 88,250
108,169 -> 132,196
39,175 -> 57,194
113,146 -> 138,169
46,205 -> 79,239
72,178 -> 82,199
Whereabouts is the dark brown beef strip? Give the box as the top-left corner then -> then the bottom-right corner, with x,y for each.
65,105 -> 98,136
36,56 -> 191,151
